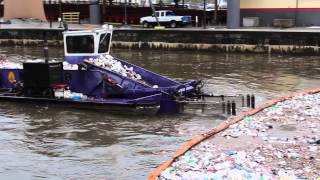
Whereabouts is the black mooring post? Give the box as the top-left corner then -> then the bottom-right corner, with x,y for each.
221,95 -> 224,101
222,101 -> 226,114
242,95 -> 245,107
43,32 -> 49,63
231,100 -> 236,116
201,103 -> 205,113
227,101 -> 231,115
246,94 -> 250,107
251,95 -> 255,109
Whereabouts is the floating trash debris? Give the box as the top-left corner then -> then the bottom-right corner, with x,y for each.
0,55 -> 23,69
159,92 -> 320,179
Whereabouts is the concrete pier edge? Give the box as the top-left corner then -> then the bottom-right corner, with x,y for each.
148,87 -> 320,180
1,28 -> 320,54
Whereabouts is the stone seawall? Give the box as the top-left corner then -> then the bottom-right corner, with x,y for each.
0,28 -> 320,54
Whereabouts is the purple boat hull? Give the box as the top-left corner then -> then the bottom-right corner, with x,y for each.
0,56 -> 200,114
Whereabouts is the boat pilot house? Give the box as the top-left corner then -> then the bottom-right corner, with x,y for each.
66,33 -> 111,54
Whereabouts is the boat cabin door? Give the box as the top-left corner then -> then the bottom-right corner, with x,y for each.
63,26 -> 113,64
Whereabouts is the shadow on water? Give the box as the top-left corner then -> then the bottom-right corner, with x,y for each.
0,101 -> 188,146
0,46 -> 319,179
0,100 -> 198,179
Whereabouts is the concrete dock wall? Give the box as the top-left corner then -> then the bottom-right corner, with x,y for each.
0,28 -> 320,54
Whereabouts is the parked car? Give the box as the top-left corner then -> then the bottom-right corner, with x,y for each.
140,10 -> 191,28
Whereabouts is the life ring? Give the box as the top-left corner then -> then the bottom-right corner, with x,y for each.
8,72 -> 16,84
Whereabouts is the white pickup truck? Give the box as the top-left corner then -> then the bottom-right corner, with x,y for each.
140,10 -> 191,28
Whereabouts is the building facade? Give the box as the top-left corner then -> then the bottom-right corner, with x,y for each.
43,0 -> 157,6
240,0 -> 320,26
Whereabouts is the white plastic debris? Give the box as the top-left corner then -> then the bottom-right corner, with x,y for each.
63,61 -> 78,70
0,56 -> 70,70
0,55 -> 23,69
159,92 -> 320,180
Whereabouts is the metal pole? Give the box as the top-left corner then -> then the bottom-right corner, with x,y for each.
231,100 -> 236,116
58,0 -> 63,28
195,16 -> 198,27
294,0 -> 299,26
251,95 -> 255,109
121,0 -> 130,28
246,94 -> 250,107
214,0 -> 218,25
203,0 -> 207,29
241,95 -> 245,107
149,0 -> 160,26
220,95 -> 224,101
102,0 -> 106,24
227,0 -> 240,29
43,32 -> 49,64
124,0 -> 128,26
59,0 -> 62,20
227,100 -> 231,115
89,0 -> 101,24
222,101 -> 226,114
49,0 -> 52,28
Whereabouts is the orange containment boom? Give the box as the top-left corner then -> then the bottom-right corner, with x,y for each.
148,87 -> 320,180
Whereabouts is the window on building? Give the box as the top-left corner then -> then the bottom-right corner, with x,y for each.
66,35 -> 94,54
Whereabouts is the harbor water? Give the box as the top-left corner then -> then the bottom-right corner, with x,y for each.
0,47 -> 319,179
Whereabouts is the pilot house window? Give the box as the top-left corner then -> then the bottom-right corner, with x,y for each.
98,33 -> 111,53
66,35 -> 94,53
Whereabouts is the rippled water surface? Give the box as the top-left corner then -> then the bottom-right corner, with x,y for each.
0,47 -> 320,179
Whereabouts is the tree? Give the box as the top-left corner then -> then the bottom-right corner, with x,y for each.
173,0 -> 180,8
108,0 -> 113,5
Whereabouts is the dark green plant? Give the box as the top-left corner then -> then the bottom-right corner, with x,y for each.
173,0 -> 180,8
